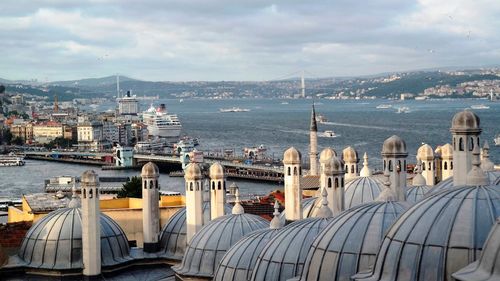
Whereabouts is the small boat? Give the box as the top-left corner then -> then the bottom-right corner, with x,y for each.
470,104 -> 490,110
219,107 -> 251,113
415,96 -> 428,101
376,104 -> 392,109
315,115 -> 328,123
179,99 -> 184,103
0,154 -> 25,166
495,134 -> 500,146
322,130 -> 337,138
281,101 -> 289,105
396,106 -> 410,114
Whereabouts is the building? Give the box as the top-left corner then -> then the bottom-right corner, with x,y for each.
118,90 -> 139,115
32,121 -> 64,144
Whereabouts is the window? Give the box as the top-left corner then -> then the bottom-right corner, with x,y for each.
351,165 -> 354,173
150,180 -> 153,189
218,182 -> 221,190
388,160 -> 393,172
294,167 -> 298,175
83,188 -> 86,199
444,162 -> 448,170
211,182 -> 215,190
328,178 -> 332,188
450,161 -> 453,170
459,137 -> 464,151
189,182 -> 193,191
469,137 -> 474,151
383,160 -> 386,170
422,162 -> 426,171
89,189 -> 93,199
335,178 -> 339,188
288,167 -> 291,176
341,178 -> 344,187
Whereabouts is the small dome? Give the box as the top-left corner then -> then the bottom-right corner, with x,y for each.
342,146 -> 359,163
319,148 -> 336,163
381,135 -> 408,157
439,143 -> 453,158
214,228 -> 281,281
209,163 -> 224,179
283,147 -> 301,165
299,201 -> 408,281
322,156 -> 344,175
353,185 -> 500,281
406,185 -> 431,204
184,163 -> 202,181
141,162 -> 159,177
18,208 -> 131,271
252,217 -> 332,281
173,213 -> 268,279
279,197 -> 320,223
451,110 -> 481,133
158,202 -> 232,261
344,177 -> 384,209
81,170 -> 98,185
417,144 -> 434,160
453,218 -> 500,281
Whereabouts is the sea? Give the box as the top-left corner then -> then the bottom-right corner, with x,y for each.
0,98 -> 498,199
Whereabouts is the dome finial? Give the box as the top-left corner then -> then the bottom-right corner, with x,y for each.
316,188 -> 333,218
270,200 -> 283,229
481,141 -> 494,171
412,160 -> 427,186
376,168 -> 397,202
232,188 -> 245,215
67,177 -> 81,208
466,145 -> 488,186
360,152 -> 372,177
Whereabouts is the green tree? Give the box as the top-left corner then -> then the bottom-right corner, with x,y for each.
44,137 -> 76,149
1,128 -> 12,145
11,136 -> 24,145
117,176 -> 142,198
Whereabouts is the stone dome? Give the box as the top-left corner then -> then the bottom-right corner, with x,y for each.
353,185 -> 500,281
299,201 -> 409,281
438,143 -> 453,158
284,147 -> 301,165
252,217 -> 332,281
81,170 -> 99,185
319,148 -> 337,163
141,161 -> 159,177
172,213 -> 268,279
381,135 -> 408,157
453,218 -> 500,281
451,110 -> 481,133
417,144 -> 434,160
184,163 -> 202,181
18,208 -> 131,271
209,162 -> 224,180
405,185 -> 431,204
342,146 -> 359,163
344,177 -> 384,209
158,202 -> 232,261
214,228 -> 281,281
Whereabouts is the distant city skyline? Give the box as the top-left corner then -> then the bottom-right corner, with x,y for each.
1,0 -> 499,82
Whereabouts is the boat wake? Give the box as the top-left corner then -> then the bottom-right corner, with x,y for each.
320,122 -> 410,132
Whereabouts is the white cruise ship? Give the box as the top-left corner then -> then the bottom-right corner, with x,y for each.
142,104 -> 182,138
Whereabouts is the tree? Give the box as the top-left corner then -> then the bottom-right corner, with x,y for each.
44,137 -> 76,149
117,176 -> 142,198
12,136 -> 24,145
0,85 -> 5,94
0,128 -> 12,145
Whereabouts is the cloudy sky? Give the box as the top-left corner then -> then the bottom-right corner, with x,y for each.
1,0 -> 499,81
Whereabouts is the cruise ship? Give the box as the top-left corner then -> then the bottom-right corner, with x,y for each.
142,104 -> 182,138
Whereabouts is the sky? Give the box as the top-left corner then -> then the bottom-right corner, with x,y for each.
1,0 -> 499,82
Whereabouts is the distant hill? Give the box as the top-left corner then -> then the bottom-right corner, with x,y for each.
49,75 -> 137,87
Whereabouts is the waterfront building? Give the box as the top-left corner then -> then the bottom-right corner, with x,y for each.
32,121 -> 64,144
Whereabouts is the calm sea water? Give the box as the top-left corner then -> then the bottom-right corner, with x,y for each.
0,98 -> 498,199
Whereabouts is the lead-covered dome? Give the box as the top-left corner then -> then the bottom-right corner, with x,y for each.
428,171 -> 500,195
342,146 -> 359,163
406,185 -> 431,204
18,208 -> 131,271
354,185 -> 500,281
172,213 -> 268,279
299,201 -> 409,281
158,202 -> 232,261
284,147 -> 301,165
252,217 -> 332,281
381,135 -> 408,157
451,110 -> 481,133
344,177 -> 384,209
141,161 -> 159,177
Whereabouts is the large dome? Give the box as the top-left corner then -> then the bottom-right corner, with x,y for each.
429,171 -> 500,195
406,185 -> 431,204
354,185 -> 500,281
172,213 -> 268,279
214,228 -> 281,281
344,176 -> 384,209
18,208 -> 131,271
252,217 -> 332,281
158,202 -> 232,261
299,201 -> 409,281
451,110 -> 481,133
381,135 -> 408,157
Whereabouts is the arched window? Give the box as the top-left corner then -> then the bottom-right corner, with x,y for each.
211,182 -> 215,190
450,161 -> 453,170
345,165 -> 348,172
404,160 -> 406,171
469,137 -> 474,151
453,138 -> 456,150
459,137 -> 464,151
388,160 -> 393,172
89,189 -> 93,199
288,167 -> 291,176
351,165 -> 354,173
397,160 -> 402,172
328,178 -> 332,188
299,167 -> 302,175
341,178 -> 344,187
189,182 -> 193,191
294,167 -> 298,175
83,188 -> 86,199
335,178 -> 339,188
422,162 -> 426,171
223,182 -> 226,191
150,180 -> 153,189
144,181 -> 147,189
155,181 -> 158,189
444,162 -> 448,170
383,160 -> 386,170
95,188 -> 99,198
218,182 -> 221,190
196,182 -> 200,191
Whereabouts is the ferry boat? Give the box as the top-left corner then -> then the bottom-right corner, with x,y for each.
396,106 -> 410,114
142,104 -> 182,138
0,154 -> 25,166
315,114 -> 328,123
219,107 -> 251,113
322,130 -> 337,138
470,104 -> 490,110
376,104 -> 392,109
495,134 -> 500,146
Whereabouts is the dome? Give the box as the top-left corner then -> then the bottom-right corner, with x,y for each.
353,185 -> 500,281
158,202 -> 232,261
405,185 -> 431,204
428,171 -> 500,195
299,201 -> 409,281
141,162 -> 159,177
209,163 -> 224,179
18,208 -> 131,271
284,147 -> 301,165
81,170 -> 98,185
252,217 -> 332,281
172,213 -> 268,279
453,218 -> 500,281
439,143 -> 453,159
319,148 -> 336,163
214,228 -> 281,281
279,197 -> 320,223
381,135 -> 408,157
417,144 -> 434,160
184,163 -> 202,181
451,110 -> 481,133
344,177 -> 384,209
342,146 -> 359,163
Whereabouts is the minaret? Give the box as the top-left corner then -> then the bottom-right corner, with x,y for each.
283,147 -> 302,223
141,162 -> 160,252
359,152 -> 372,177
466,146 -> 488,186
342,146 -> 359,181
81,170 -> 101,277
417,144 -> 435,185
381,135 -> 408,201
309,104 -> 318,176
184,163 -> 204,243
480,141 -> 494,172
450,110 -> 481,186
412,160 -> 427,186
376,168 -> 398,202
209,162 -> 226,219
319,148 -> 344,215
315,188 -> 334,218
